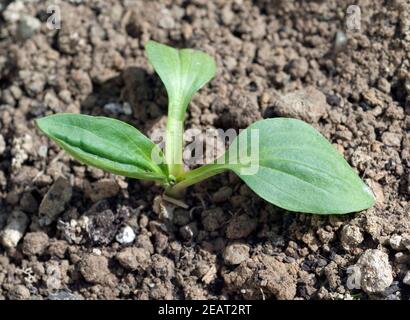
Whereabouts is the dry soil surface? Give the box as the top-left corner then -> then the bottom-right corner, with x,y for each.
0,0 -> 409,300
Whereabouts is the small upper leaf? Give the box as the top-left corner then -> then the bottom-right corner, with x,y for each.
36,114 -> 168,182
145,40 -> 216,120
224,118 -> 375,214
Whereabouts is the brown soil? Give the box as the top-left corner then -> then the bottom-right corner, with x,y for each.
0,0 -> 409,300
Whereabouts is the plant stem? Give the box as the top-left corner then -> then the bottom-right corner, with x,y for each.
166,116 -> 184,178
166,164 -> 227,198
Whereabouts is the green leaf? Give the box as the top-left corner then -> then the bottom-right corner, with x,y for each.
224,118 -> 375,214
145,40 -> 216,120
36,113 -> 168,182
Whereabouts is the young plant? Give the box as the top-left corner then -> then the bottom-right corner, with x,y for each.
36,41 -> 375,214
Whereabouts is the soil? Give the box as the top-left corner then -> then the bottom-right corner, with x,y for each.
0,0 -> 409,300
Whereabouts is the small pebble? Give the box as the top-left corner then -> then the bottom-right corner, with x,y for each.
103,102 -> 123,114
340,225 -> 363,250
347,249 -> 393,293
333,31 -> 347,53
39,177 -> 72,226
116,225 -> 136,244
389,234 -> 403,251
2,1 -> 24,23
18,14 -> 41,39
92,248 -> 102,255
38,145 -> 48,157
123,102 -> 132,115
273,87 -> 329,123
179,223 -> 198,241
0,210 -> 29,249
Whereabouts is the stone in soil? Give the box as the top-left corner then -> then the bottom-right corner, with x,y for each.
224,254 -> 298,300
333,31 -> 348,53
18,14 -> 41,39
0,210 -> 29,249
2,1 -> 24,23
116,225 -> 136,245
273,86 -> 329,123
179,223 -> 198,242
389,234 -> 404,251
39,177 -> 72,226
346,249 -> 393,294
340,225 -> 364,250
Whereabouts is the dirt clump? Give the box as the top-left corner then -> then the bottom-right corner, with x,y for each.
79,254 -> 118,287
116,247 -> 151,272
39,177 -> 72,226
223,242 -> 250,265
223,254 -> 299,300
273,87 -> 329,123
22,232 -> 49,256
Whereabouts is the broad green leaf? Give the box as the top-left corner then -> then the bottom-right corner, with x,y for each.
223,118 -> 375,214
145,40 -> 216,120
36,114 -> 168,182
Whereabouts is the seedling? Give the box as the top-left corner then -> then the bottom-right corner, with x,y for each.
36,41 -> 375,214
